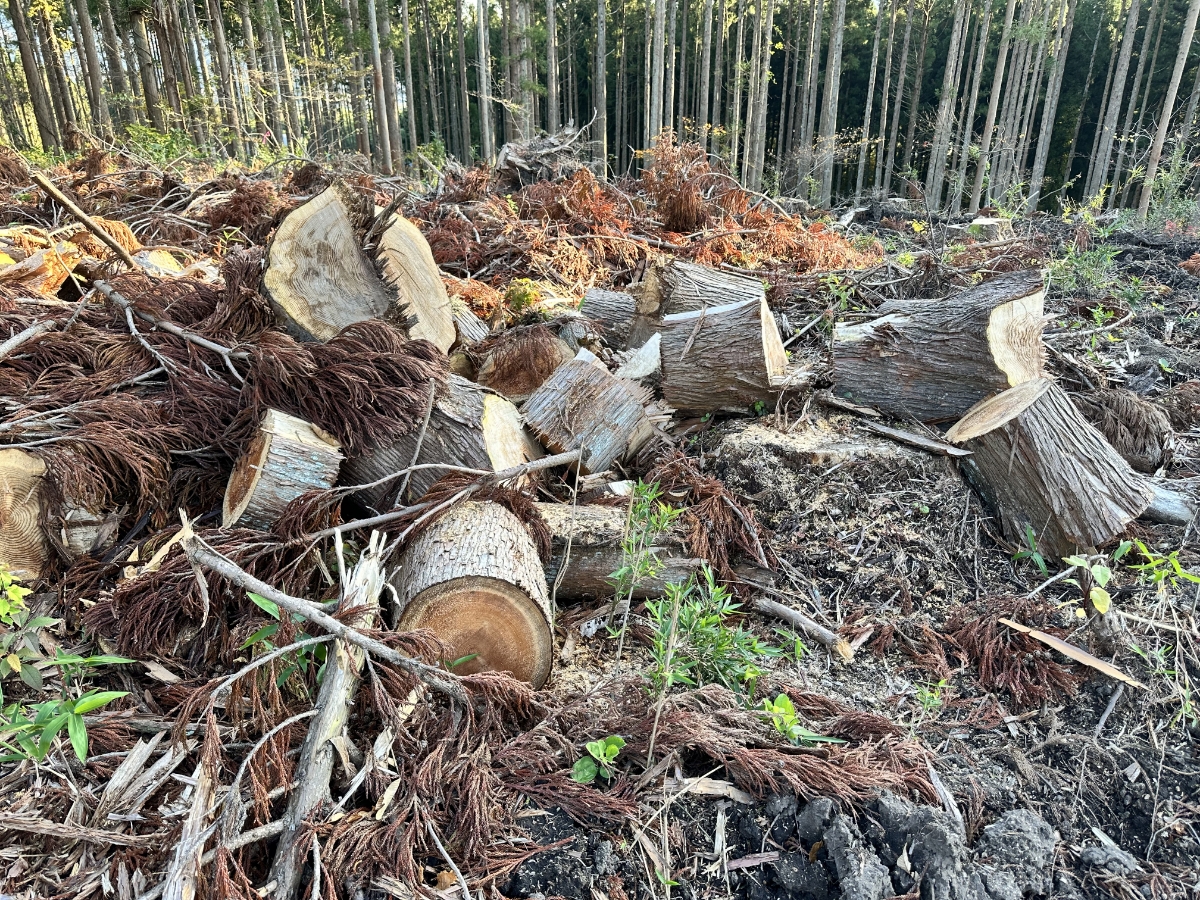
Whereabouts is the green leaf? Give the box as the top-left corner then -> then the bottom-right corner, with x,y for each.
18,664 -> 42,690
1090,565 -> 1111,587
67,714 -> 87,761
240,623 -> 280,649
1090,587 -> 1111,614
248,592 -> 280,620
570,757 -> 598,784
72,691 -> 129,715
1063,555 -> 1088,568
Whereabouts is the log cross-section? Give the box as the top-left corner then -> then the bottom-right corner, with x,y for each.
658,296 -> 789,412
222,409 -> 344,530
946,378 -> 1153,559
523,351 -> 650,475
833,269 -> 1046,422
391,500 -> 553,687
0,448 -> 49,580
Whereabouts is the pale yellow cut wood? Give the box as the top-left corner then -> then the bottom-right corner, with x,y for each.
376,212 -> 455,352
0,448 -> 48,580
223,409 -> 344,530
264,184 -> 396,342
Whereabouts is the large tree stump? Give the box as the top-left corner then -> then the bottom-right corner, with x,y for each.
391,501 -> 553,687
375,212 -> 456,353
832,269 -> 1046,422
469,323 -> 575,402
0,449 -> 48,580
341,374 -> 541,509
263,184 -> 399,342
945,378 -> 1153,558
536,502 -> 701,600
659,296 -> 792,412
523,351 -> 650,475
223,410 -> 344,530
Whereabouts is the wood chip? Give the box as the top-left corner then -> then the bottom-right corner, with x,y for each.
998,618 -> 1146,689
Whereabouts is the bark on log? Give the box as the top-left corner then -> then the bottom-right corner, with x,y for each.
469,323 -> 575,402
340,374 -> 541,509
263,184 -> 399,342
535,502 -> 701,600
268,534 -> 383,900
659,296 -> 791,412
946,378 -> 1153,558
580,288 -> 637,348
833,269 -> 1046,422
375,211 -> 455,352
0,449 -> 48,580
391,500 -> 553,687
660,260 -> 767,314
222,409 -> 344,529
523,351 -> 650,475
451,298 -> 490,348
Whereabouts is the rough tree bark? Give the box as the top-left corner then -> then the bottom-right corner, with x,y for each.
969,0 -> 1019,212
546,0 -> 560,132
7,0 -> 58,149
855,0 -> 886,200
1086,0 -> 1142,199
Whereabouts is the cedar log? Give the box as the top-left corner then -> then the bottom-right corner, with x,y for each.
469,323 -> 575,402
375,211 -> 455,352
833,269 -> 1046,422
0,448 -> 49,580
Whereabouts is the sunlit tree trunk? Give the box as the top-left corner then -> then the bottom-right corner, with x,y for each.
454,0 -> 471,160
924,0 -> 968,209
697,0 -> 713,148
364,0 -> 393,171
711,0 -> 725,131
883,0 -> 914,194
1086,0 -> 1141,199
475,0 -> 493,159
206,0 -> 245,158
899,5 -> 929,181
546,0 -> 559,132
815,0 -> 846,203
70,0 -> 111,137
1109,0 -> 1160,205
968,0 -> 1017,211
1121,0 -> 1167,205
1026,0 -> 1078,211
96,0 -> 129,123
650,0 -> 666,140
741,0 -> 762,180
8,0 -> 58,148
378,0 -> 403,163
597,0 -> 608,174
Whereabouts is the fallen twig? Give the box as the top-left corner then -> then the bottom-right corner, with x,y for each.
750,596 -> 853,662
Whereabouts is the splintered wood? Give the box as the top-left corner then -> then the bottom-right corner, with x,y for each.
391,501 -> 553,687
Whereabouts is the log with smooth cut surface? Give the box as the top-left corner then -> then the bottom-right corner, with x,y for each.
945,378 -> 1153,559
375,210 -> 456,352
833,269 -> 1046,422
658,296 -> 790,412
0,448 -> 48,580
264,184 -> 398,342
523,351 -> 650,475
340,374 -> 541,509
222,409 -> 344,530
391,500 -> 553,687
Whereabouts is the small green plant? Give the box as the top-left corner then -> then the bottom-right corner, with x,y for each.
0,608 -> 60,690
242,592 -> 328,691
645,565 -> 779,697
1127,541 -> 1200,598
1130,642 -> 1176,679
570,735 -> 626,784
774,628 -> 809,665
820,273 -> 854,310
1049,245 -> 1120,299
915,678 -> 948,719
751,399 -> 769,417
504,278 -> 542,313
0,690 -> 128,763
0,566 -> 32,623
1063,547 -> 1128,616
760,693 -> 844,745
1014,526 -> 1050,579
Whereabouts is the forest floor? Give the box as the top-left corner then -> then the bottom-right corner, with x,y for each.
0,140 -> 1198,900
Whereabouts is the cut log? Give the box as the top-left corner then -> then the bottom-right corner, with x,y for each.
580,288 -> 637,348
658,297 -> 792,412
222,410 -> 344,530
451,298 -> 490,348
375,212 -> 455,352
340,374 -> 542,509
469,323 -> 575,402
945,378 -> 1153,559
660,260 -> 767,314
946,216 -> 1015,243
832,269 -> 1046,422
523,350 -> 650,475
535,502 -> 701,601
391,501 -> 553,687
263,183 -> 398,342
0,449 -> 48,580
1072,388 -> 1173,474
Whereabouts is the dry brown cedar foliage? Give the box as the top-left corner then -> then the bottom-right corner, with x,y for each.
204,179 -> 287,241
640,132 -> 714,233
466,322 -> 567,395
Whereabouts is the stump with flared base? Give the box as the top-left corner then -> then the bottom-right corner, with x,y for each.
391,501 -> 553,687
833,270 -> 1046,422
222,409 -> 344,530
946,378 -> 1153,558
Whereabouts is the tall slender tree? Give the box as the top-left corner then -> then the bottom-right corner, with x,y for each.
697,0 -> 713,149
1086,0 -> 1142,198
969,0 -> 1018,211
854,0 -> 886,199
546,0 -> 560,132
597,0 -> 608,172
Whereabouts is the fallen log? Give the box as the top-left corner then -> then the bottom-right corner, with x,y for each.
263,183 -> 399,342
523,350 -> 650,475
340,374 -> 541,508
535,502 -> 702,600
391,500 -> 553,687
0,448 -> 48,580
469,323 -> 575,402
451,298 -> 490,348
222,409 -> 344,529
658,296 -> 793,412
660,260 -> 766,314
581,288 -> 637,348
946,378 -> 1153,558
268,534 -> 383,899
833,269 -> 1046,422
375,211 -> 456,353
1142,483 -> 1197,526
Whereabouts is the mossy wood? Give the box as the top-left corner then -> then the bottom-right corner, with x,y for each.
391,501 -> 553,688
223,409 -> 344,529
341,374 -> 541,509
523,351 -> 649,475
658,296 -> 790,412
832,269 -> 1046,422
946,378 -> 1153,558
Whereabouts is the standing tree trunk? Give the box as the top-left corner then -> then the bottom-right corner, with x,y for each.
269,0 -> 303,144
546,0 -> 560,132
873,0 -> 900,191
597,0 -> 609,174
1026,0 -> 1079,211
677,0 -> 689,137
206,0 -> 245,159
1057,11 -> 1104,207
728,0 -> 746,172
455,0 -> 472,161
7,0 -> 59,149
697,0 -> 713,149
950,0 -> 994,214
883,0 -> 915,194
924,0 -> 969,210
1109,0 -> 1160,206
711,0 -> 725,131
1085,0 -> 1141,199
748,0 -> 776,190
1121,0 -> 1168,206
475,0 -> 494,160
740,0 -> 762,181
969,0 -> 1018,211
854,0 -> 886,200
1138,0 -> 1200,218
650,0 -> 667,141
130,9 -> 166,130
899,5 -> 929,181
665,0 -> 678,134
95,0 -> 129,123
404,0 -> 421,160
364,0 -> 394,172
70,0 -> 111,137
379,0 -> 404,165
